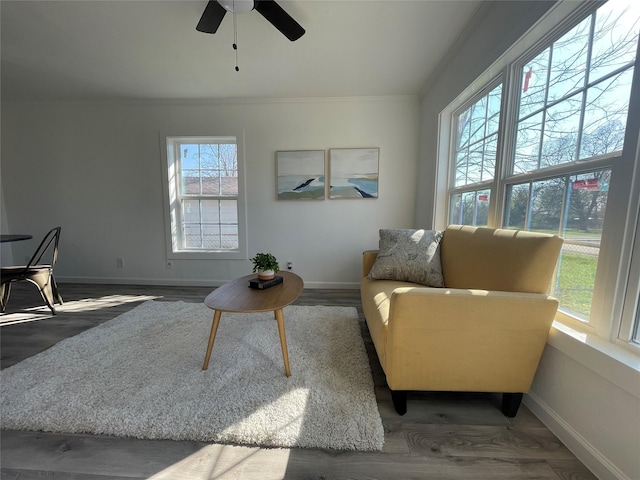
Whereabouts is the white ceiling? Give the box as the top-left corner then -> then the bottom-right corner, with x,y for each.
0,0 -> 482,101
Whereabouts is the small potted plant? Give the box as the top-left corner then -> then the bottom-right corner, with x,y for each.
250,252 -> 280,280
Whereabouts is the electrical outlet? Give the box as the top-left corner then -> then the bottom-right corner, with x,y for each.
287,262 -> 293,270
166,260 -> 173,269
116,258 -> 124,268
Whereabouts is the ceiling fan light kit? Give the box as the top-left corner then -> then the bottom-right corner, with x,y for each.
218,0 -> 254,14
196,0 -> 305,71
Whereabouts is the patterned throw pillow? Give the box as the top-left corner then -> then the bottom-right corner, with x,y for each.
368,229 -> 445,287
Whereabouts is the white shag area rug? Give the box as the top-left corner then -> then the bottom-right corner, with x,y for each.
0,301 -> 384,451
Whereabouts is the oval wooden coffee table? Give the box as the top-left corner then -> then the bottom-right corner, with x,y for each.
202,271 -> 304,377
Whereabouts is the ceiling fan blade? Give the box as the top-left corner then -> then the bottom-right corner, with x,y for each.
254,0 -> 305,41
196,1 -> 227,34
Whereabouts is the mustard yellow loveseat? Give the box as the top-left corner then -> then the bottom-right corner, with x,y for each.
360,225 -> 563,417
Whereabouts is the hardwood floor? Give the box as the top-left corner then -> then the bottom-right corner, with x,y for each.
1,282 -> 597,479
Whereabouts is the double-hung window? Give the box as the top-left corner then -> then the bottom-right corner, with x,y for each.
437,0 -> 640,348
162,135 -> 247,260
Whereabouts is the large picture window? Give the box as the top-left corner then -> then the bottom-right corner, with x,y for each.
439,0 -> 639,348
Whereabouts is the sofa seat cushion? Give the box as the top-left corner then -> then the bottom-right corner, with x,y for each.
360,277 -> 416,371
368,229 -> 445,287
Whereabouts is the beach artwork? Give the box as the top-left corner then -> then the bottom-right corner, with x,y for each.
276,150 -> 326,200
329,148 -> 379,199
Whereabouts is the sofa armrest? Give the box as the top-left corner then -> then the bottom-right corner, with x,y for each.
384,287 -> 558,392
362,250 -> 378,277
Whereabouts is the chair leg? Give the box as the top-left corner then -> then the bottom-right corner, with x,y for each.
51,275 -> 63,305
502,393 -> 524,417
28,273 -> 58,315
390,390 -> 408,415
0,282 -> 11,313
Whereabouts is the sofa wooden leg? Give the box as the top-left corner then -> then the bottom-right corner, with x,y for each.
502,393 -> 524,417
390,390 -> 407,415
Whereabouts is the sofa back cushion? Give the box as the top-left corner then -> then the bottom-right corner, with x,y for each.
441,225 -> 563,294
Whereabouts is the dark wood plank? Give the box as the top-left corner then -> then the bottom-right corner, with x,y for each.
0,282 -> 597,479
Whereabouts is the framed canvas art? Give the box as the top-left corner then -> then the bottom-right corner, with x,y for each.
329,148 -> 379,199
276,150 -> 325,200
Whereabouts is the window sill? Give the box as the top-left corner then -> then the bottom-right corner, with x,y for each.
548,321 -> 640,399
167,250 -> 247,261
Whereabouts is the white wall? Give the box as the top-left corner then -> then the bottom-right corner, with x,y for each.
0,96 -> 419,287
417,1 -> 639,479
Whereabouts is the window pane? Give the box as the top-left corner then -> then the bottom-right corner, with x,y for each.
470,95 -> 488,144
530,177 -> 565,233
181,144 -> 200,170
220,200 -> 238,224
457,110 -> 471,149
520,49 -> 549,119
222,175 -> 238,196
547,16 -> 590,103
221,225 -> 239,249
467,145 -> 483,184
590,1 -> 640,83
541,92 -> 582,167
487,84 -> 502,135
475,190 -> 490,226
504,183 -> 530,229
555,248 -> 597,319
564,170 -> 609,241
581,69 -> 633,159
454,150 -> 469,187
201,225 -> 219,249
182,170 -> 201,195
182,199 -> 201,224
514,113 -> 542,174
183,224 -> 202,249
201,200 -> 220,224
483,134 -> 498,182
201,174 -> 220,195
199,144 -> 220,170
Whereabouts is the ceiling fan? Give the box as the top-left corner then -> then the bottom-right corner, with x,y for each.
196,0 -> 305,41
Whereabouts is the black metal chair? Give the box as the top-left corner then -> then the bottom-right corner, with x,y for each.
0,227 -> 63,314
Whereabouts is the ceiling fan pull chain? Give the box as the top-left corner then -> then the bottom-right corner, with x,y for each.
232,0 -> 239,71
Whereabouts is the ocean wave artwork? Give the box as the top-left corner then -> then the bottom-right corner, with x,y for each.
277,150 -> 326,200
329,148 -> 379,199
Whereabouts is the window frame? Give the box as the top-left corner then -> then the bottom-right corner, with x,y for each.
161,133 -> 248,261
434,0 -> 640,352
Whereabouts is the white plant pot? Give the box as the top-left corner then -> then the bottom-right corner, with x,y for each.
257,269 -> 275,280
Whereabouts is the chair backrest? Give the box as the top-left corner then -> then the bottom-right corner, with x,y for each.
440,225 -> 563,294
27,227 -> 62,269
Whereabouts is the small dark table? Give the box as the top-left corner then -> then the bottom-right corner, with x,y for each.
0,234 -> 32,243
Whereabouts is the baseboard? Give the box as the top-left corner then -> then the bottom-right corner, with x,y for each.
57,276 -> 360,290
524,392 -> 630,480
